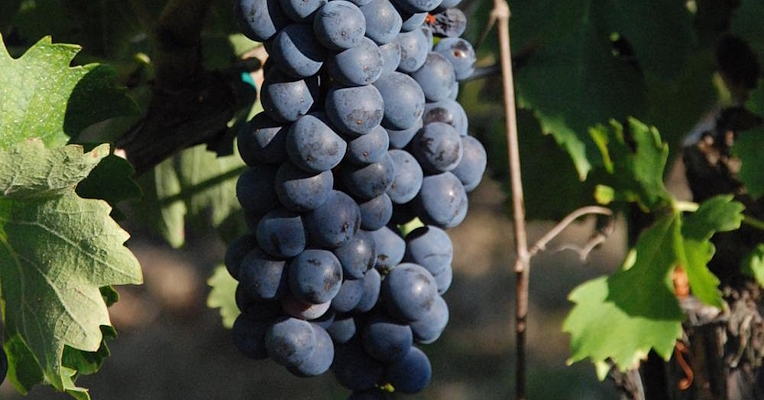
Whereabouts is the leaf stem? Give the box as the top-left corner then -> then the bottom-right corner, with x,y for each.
492,1 -> 529,399
743,214 -> 764,231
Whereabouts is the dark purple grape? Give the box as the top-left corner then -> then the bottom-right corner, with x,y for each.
433,37 -> 476,80
225,234 -> 258,280
362,314 -> 413,363
236,164 -> 278,215
332,339 -> 385,390
381,263 -> 438,321
410,295 -> 448,344
415,171 -> 468,228
379,41 -> 402,76
236,0 -> 289,42
360,0 -> 402,44
374,71 -> 425,130
410,122 -> 463,173
232,314 -> 272,359
281,295 -> 332,319
391,0 -> 442,13
286,112 -> 347,173
289,324 -> 334,376
325,85 -> 385,136
423,99 -> 468,135
404,225 -> 452,276
274,161 -> 334,212
238,113 -> 288,165
256,208 -> 306,258
314,1 -> 366,50
281,0 -> 327,21
289,249 -> 343,304
357,193 -> 393,231
371,226 -> 405,273
394,29 -> 429,73
387,149 -> 423,204
305,190 -> 362,248
410,52 -> 456,102
236,285 -> 283,319
270,23 -> 325,78
331,278 -> 366,312
333,229 -> 377,279
239,248 -> 289,300
354,267 -> 382,312
451,135 -> 487,192
426,7 -> 466,38
266,317 -> 317,367
261,73 -> 319,122
386,118 -> 422,149
342,152 -> 396,200
345,125 -> 390,165
433,265 -> 452,294
327,37 -> 384,86
398,8 -> 427,32
327,314 -> 358,343
383,346 -> 431,393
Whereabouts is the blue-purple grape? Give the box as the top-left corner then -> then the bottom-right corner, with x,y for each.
410,52 -> 456,102
451,135 -> 487,192
270,23 -> 325,78
327,37 -> 384,86
314,1 -> 366,50
387,149 -> 423,204
433,37 -> 476,80
381,263 -> 437,321
325,85 -> 385,136
274,161 -> 334,212
289,249 -> 343,304
404,225 -> 452,276
305,190 -> 362,248
357,193 -> 393,231
333,229 -> 377,279
266,317 -> 317,367
374,71 -> 425,130
415,171 -> 468,228
383,346 -> 431,393
286,112 -> 347,172
360,0 -> 402,44
238,113 -> 288,165
345,125 -> 390,165
256,208 -> 307,258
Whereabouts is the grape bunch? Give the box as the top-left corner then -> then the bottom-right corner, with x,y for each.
228,0 -> 485,396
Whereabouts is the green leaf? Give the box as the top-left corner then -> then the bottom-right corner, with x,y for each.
136,158 -> 186,248
682,195 -> 745,240
0,35 -> 136,148
731,127 -> 764,199
729,0 -> 764,65
0,141 -> 142,396
207,265 -> 240,329
589,118 -> 672,211
0,140 -> 108,198
742,244 -> 764,287
564,215 -> 685,372
61,326 -> 116,376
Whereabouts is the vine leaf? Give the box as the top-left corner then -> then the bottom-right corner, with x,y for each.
207,265 -> 240,329
0,141 -> 142,398
0,34 -> 137,149
590,118 -> 672,211
136,144 -> 245,248
731,127 -> 764,199
742,244 -> 764,287
564,215 -> 685,372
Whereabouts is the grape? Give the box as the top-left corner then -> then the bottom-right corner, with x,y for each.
327,314 -> 357,343
331,277 -> 366,312
386,118 -> 422,149
360,0 -> 402,44
229,0 -> 480,391
345,125 -> 390,165
289,249 -> 343,304
236,0 -> 289,42
391,0 -> 442,13
271,23 -> 325,78
342,152 -> 396,199
433,265 -> 452,294
305,190 -> 362,248
451,135 -> 487,192
236,164 -> 278,215
290,324 -> 334,376
379,41 -> 402,76
266,317 -> 317,367
374,71 -> 425,130
282,295 -> 332,319
332,339 -> 385,390
423,99 -> 468,135
357,193 -> 393,231
256,208 -> 307,258
333,229 -> 377,279
314,1 -> 366,50
232,314 -> 272,359
238,113 -> 288,165
281,0 -> 327,21
410,295 -> 448,344
433,37 -> 476,80
371,226 -> 405,272
398,9 -> 427,32
236,286 -> 283,319
383,346 -> 431,394
325,85 -> 385,136
261,73 -> 318,122
274,161 -> 334,212
354,267 -> 381,312
381,263 -> 438,321
394,29 -> 429,73
410,122 -> 463,173
225,234 -> 258,279
286,112 -> 347,172
387,149 -> 423,204
426,8 -> 466,38
362,314 -> 413,363
404,225 -> 452,276
415,171 -> 468,228
327,37 -> 384,86
410,52 -> 456,102
239,248 -> 289,300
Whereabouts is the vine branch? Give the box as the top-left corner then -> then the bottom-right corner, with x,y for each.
116,0 -> 240,176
